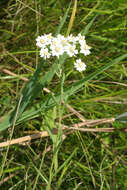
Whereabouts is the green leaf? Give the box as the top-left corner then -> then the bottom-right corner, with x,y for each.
81,14 -> 98,36
11,60 -> 45,121
11,56 -> 66,123
55,1 -> 72,35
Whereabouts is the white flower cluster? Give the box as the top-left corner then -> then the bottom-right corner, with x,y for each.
36,33 -> 91,72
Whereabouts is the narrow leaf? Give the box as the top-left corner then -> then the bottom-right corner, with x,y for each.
55,2 -> 72,35
81,14 -> 98,35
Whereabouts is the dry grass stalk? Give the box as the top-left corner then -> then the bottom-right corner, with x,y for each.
1,122 -> 125,148
0,131 -> 49,148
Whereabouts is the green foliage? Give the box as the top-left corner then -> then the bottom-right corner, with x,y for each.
1,0 -> 127,189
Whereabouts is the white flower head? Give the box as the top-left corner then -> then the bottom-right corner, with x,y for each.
40,48 -> 51,59
50,44 -> 64,58
74,59 -> 86,72
67,34 -> 78,44
36,35 -> 48,48
65,44 -> 78,57
57,34 -> 69,49
77,33 -> 86,45
36,33 -> 53,48
80,43 -> 91,56
45,33 -> 53,44
51,37 -> 60,46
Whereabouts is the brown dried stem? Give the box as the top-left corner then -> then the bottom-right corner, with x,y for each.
0,120 -> 126,148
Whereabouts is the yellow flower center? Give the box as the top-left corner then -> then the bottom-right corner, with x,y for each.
55,47 -> 60,52
40,39 -> 46,44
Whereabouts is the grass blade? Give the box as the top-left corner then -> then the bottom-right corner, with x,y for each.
55,1 -> 72,35
64,54 -> 127,97
81,14 -> 98,36
66,0 -> 77,36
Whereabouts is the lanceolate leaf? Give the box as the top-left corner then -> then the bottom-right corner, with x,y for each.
0,54 -> 127,131
10,54 -> 67,123
11,60 -> 45,121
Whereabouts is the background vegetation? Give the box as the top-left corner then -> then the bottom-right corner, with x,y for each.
0,0 -> 127,189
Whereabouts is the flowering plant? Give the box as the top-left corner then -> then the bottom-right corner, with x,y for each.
0,2 -> 126,137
